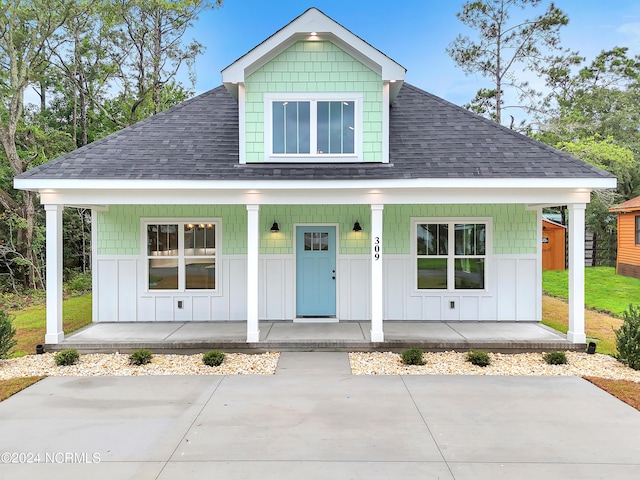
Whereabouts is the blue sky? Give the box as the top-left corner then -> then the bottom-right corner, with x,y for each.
187,0 -> 640,119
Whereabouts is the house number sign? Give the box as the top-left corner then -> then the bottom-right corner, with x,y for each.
374,236 -> 381,260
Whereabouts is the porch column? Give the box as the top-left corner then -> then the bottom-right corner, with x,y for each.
370,204 -> 384,342
246,204 -> 260,342
45,204 -> 64,344
567,203 -> 587,343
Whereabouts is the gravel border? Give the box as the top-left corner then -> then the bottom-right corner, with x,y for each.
0,352 -> 280,379
349,351 -> 640,382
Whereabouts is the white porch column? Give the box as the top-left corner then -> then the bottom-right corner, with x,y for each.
246,204 -> 260,342
567,203 -> 587,343
370,204 -> 384,342
45,205 -> 64,344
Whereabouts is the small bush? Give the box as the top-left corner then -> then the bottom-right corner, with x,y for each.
615,304 -> 640,370
401,348 -> 425,365
543,351 -> 568,365
54,349 -> 80,366
0,310 -> 17,359
203,350 -> 226,367
129,349 -> 153,366
466,350 -> 491,367
66,271 -> 92,294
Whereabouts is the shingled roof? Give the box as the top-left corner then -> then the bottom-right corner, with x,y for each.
18,83 -> 612,181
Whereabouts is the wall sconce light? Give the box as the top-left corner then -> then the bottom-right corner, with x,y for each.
270,221 -> 280,233
352,220 -> 362,232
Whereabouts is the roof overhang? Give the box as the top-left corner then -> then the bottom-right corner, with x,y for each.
221,8 -> 406,100
15,177 -> 616,208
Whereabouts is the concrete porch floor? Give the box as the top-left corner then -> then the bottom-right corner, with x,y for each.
49,321 -> 585,353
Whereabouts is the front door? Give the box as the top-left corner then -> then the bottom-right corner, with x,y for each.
296,226 -> 336,317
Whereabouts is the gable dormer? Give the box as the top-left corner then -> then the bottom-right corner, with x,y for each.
221,8 -> 406,164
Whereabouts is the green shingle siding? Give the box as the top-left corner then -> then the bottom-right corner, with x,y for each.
97,204 -> 536,257
244,41 -> 382,162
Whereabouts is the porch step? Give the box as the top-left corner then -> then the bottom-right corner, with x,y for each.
43,339 -> 585,354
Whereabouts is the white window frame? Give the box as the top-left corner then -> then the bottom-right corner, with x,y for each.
142,218 -> 221,293
264,92 -> 363,162
411,217 -> 492,293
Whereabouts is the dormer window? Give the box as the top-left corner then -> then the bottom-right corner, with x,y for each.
265,93 -> 362,162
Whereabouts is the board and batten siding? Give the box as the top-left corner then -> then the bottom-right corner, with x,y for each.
93,203 -> 540,322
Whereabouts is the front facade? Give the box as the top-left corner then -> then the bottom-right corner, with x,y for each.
15,9 -> 615,345
610,196 -> 640,279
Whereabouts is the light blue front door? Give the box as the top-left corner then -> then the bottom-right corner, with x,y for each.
296,226 -> 336,317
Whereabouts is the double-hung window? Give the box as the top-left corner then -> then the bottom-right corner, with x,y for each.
146,221 -> 219,291
265,93 -> 362,161
414,219 -> 489,291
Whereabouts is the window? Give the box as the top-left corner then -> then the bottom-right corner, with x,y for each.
636,215 -> 640,245
415,220 -> 489,291
146,221 -> 218,291
265,93 -> 361,161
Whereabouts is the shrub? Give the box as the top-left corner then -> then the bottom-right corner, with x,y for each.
543,351 -> 568,365
66,271 -> 92,294
54,349 -> 80,366
466,350 -> 491,367
615,304 -> 640,370
401,348 -> 425,365
0,310 -> 17,359
129,349 -> 153,366
203,350 -> 226,367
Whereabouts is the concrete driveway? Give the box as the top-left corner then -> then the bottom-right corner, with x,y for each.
1,357 -> 639,479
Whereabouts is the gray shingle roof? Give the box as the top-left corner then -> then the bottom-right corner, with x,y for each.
18,83 -> 612,181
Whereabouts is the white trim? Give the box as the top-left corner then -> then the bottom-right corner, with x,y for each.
370,204 -> 384,341
238,83 -> 246,164
246,205 -> 260,341
18,177 -> 616,193
567,203 -> 586,343
411,217 -> 493,294
221,8 -> 405,86
536,207 -> 543,321
140,218 -> 221,294
91,209 -> 98,326
45,205 -> 64,344
264,93 -> 364,162
382,82 -> 390,164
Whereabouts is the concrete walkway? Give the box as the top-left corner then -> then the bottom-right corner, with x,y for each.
1,371 -> 639,479
54,321 -> 579,353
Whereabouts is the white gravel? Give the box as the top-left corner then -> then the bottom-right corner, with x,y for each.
349,351 -> 640,382
0,352 -> 280,379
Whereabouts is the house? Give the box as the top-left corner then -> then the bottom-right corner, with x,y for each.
14,8 -> 615,346
541,218 -> 566,271
609,196 -> 640,279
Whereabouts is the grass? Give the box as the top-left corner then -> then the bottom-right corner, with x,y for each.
584,377 -> 640,411
9,294 -> 92,357
542,295 -> 621,356
543,267 -> 640,317
0,376 -> 44,402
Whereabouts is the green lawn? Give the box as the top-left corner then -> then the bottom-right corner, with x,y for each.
542,267 -> 640,317
9,294 -> 92,357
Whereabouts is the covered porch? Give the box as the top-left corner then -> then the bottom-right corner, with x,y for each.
48,320 -> 581,354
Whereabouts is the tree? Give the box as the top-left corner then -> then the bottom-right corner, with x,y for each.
107,0 -> 221,126
447,0 -> 570,125
0,0 -> 74,288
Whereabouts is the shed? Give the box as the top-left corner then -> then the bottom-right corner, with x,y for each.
542,218 -> 566,270
609,196 -> 640,279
